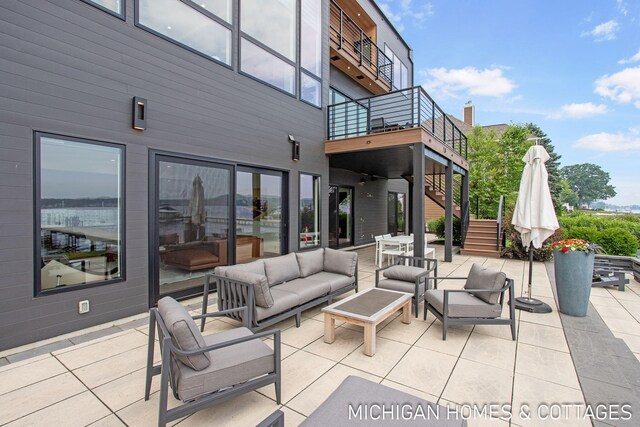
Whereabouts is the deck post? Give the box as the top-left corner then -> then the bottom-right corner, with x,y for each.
444,160 -> 453,262
461,171 -> 469,247
412,143 -> 425,260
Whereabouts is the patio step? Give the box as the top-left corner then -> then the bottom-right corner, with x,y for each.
459,248 -> 502,257
466,230 -> 496,239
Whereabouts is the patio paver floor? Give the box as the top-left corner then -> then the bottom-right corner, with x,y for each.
1,245 -> 639,426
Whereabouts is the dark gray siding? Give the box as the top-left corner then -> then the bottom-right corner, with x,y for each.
0,0 -> 330,350
329,66 -> 371,100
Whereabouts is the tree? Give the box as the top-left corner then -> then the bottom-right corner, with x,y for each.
561,163 -> 616,207
524,123 -> 562,210
559,179 -> 579,209
468,124 -> 530,218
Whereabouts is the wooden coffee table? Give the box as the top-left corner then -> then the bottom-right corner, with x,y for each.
322,288 -> 412,356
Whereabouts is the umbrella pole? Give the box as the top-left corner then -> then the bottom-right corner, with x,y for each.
514,244 -> 553,313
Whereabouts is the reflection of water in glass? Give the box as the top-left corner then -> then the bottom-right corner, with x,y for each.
41,207 -> 119,252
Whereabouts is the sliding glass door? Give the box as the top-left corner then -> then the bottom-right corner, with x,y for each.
152,155 -> 232,301
388,192 -> 406,235
328,185 -> 354,249
235,167 -> 286,261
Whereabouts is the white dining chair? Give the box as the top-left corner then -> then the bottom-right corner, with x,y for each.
374,235 -> 384,267
381,239 -> 404,266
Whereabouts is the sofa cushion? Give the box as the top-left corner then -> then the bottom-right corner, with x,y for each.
306,271 -> 355,293
157,297 -> 210,371
255,288 -> 301,321
296,249 -> 324,277
383,265 -> 431,283
425,290 -> 502,318
463,264 -> 507,305
275,278 -> 330,305
378,278 -> 424,296
225,259 -> 266,277
224,269 -> 273,308
175,327 -> 274,401
323,248 -> 357,277
263,253 -> 300,286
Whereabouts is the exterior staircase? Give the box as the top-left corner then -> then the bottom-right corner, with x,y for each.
403,175 -> 461,219
460,219 -> 502,258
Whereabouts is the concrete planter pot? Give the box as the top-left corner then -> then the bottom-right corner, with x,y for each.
553,250 -> 595,317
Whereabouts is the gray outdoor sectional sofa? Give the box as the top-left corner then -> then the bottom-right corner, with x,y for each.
201,248 -> 358,332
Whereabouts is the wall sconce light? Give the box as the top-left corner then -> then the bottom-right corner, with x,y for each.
289,135 -> 300,161
132,97 -> 147,130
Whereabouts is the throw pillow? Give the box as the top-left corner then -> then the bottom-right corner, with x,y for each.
296,248 -> 324,277
323,247 -> 357,277
463,263 -> 507,305
263,253 -> 301,286
225,269 -> 273,308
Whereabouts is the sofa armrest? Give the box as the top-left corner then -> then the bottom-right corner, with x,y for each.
202,273 -> 255,331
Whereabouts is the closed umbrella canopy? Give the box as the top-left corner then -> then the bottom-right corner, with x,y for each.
512,145 -> 559,249
189,175 -> 206,225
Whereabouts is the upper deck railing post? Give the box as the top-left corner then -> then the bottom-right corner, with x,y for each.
431,99 -> 435,133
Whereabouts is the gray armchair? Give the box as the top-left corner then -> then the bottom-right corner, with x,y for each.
423,263 -> 516,340
375,255 -> 438,317
145,297 -> 281,427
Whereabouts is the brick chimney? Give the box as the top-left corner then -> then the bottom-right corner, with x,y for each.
463,101 -> 475,126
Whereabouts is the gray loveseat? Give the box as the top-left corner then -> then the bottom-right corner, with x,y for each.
201,248 -> 358,332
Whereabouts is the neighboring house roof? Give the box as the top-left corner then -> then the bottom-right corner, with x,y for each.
446,114 -> 509,138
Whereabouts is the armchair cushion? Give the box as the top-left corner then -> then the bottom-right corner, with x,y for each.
158,297 -> 210,371
383,265 -> 430,282
264,253 -> 300,286
296,248 -> 324,277
378,278 -> 424,296
324,248 -> 357,277
425,290 -> 501,318
225,269 -> 273,308
464,263 -> 507,305
175,327 -> 274,401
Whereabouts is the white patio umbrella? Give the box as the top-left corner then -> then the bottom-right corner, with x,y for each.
511,144 -> 559,312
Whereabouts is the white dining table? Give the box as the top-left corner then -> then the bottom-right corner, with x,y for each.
377,235 -> 435,267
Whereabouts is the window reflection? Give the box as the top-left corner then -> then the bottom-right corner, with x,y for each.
236,170 -> 283,261
87,0 -> 122,15
158,161 -> 230,296
241,0 -> 296,61
188,0 -> 232,23
300,174 -> 320,249
138,0 -> 231,65
301,73 -> 321,107
241,38 -> 295,94
38,136 -> 123,292
301,0 -> 322,77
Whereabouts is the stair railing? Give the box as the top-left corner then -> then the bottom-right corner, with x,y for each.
461,200 -> 470,248
496,195 -> 504,251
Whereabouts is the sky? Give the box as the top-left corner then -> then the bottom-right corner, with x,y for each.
378,0 -> 640,206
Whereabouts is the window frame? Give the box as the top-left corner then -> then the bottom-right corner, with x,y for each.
81,0 -> 126,19
300,70 -> 322,108
298,172 -> 321,251
238,35 -> 297,97
384,43 -> 409,90
33,132 -> 126,297
134,0 -> 234,69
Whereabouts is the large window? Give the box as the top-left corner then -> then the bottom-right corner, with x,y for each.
83,0 -> 123,17
137,0 -> 232,65
384,45 -> 409,89
301,0 -> 321,77
35,134 -> 124,295
240,0 -> 298,95
299,174 -> 320,249
240,38 -> 295,94
301,73 -> 321,107
241,0 -> 296,61
388,192 -> 406,235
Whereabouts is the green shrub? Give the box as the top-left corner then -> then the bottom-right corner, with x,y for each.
559,214 -> 640,248
597,228 -> 638,256
565,227 -> 600,243
427,216 -> 461,245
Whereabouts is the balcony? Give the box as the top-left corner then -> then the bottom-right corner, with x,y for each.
329,0 -> 393,94
326,86 -> 469,169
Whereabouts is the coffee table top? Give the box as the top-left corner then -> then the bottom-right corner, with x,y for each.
322,288 -> 411,322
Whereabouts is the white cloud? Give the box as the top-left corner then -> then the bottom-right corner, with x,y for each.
595,66 -> 640,107
617,0 -> 628,16
378,0 -> 434,33
420,66 -> 516,99
574,131 -> 640,151
618,48 -> 640,64
581,19 -> 620,41
547,102 -> 610,119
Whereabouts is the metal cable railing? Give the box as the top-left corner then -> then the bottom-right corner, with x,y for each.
328,86 -> 468,159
